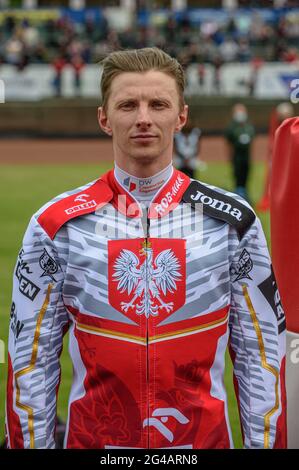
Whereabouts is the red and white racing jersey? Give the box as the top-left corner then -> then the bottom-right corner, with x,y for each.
6,168 -> 286,449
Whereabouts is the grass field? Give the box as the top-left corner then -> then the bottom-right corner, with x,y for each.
0,160 -> 269,448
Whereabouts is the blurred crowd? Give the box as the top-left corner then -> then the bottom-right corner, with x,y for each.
1,8 -> 299,71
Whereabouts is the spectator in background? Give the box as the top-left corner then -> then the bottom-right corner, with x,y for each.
21,19 -> 40,52
174,125 -> 205,178
71,53 -> 85,96
198,62 -> 205,88
2,8 -> 299,68
225,103 -> 255,200
238,38 -> 252,62
4,33 -> 24,66
52,54 -> 66,97
282,46 -> 299,63
248,56 -> 263,96
212,55 -> 223,94
219,37 -> 239,62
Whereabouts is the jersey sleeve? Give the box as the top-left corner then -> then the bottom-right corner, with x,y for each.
5,215 -> 70,449
228,216 -> 287,449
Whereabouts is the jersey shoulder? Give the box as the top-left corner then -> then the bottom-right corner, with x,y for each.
182,178 -> 256,240
36,178 -> 113,240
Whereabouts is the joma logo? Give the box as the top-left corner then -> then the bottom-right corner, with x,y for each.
190,190 -> 243,221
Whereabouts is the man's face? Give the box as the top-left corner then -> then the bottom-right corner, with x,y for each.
98,70 -> 188,167
232,103 -> 248,124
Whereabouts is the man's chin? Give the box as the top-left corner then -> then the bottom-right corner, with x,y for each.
130,151 -> 160,163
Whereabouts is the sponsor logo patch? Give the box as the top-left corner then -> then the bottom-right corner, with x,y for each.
123,176 -> 165,194
65,199 -> 97,215
143,407 -> 190,443
39,249 -> 59,282
74,193 -> 90,203
129,182 -> 136,192
139,178 -> 165,194
188,189 -> 242,221
123,176 -> 130,187
258,266 -> 286,334
139,178 -> 152,187
182,180 -> 256,240
15,251 -> 40,301
15,249 -> 32,275
230,249 -> 253,282
123,177 -> 137,192
154,175 -> 185,216
10,302 -> 24,342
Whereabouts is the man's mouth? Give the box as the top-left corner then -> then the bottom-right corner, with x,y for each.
131,134 -> 158,141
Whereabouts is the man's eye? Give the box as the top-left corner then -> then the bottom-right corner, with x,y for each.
120,103 -> 135,110
152,102 -> 167,109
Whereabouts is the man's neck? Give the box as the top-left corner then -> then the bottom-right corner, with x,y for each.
114,162 -> 173,202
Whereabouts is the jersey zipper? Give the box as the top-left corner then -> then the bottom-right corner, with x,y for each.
146,215 -> 150,449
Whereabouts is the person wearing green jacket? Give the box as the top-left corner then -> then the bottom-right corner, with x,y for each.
225,103 -> 255,201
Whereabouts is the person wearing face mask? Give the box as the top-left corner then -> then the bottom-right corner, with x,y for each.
225,103 -> 255,201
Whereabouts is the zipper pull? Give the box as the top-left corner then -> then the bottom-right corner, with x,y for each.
146,216 -> 150,239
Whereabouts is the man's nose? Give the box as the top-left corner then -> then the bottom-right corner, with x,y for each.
136,104 -> 152,127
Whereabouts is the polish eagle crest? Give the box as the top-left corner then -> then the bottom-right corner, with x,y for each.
112,240 -> 182,318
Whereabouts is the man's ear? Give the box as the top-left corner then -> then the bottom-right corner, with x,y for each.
98,106 -> 113,136
175,104 -> 189,132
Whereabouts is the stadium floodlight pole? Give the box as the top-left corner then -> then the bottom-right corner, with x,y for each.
270,117 -> 299,449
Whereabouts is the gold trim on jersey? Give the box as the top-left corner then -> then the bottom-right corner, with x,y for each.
76,311 -> 229,345
15,283 -> 53,449
242,285 -> 279,449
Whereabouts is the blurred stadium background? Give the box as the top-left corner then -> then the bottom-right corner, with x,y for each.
1,0 -> 298,448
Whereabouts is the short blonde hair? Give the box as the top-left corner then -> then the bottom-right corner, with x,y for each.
100,47 -> 185,110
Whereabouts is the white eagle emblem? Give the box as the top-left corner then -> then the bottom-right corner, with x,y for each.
112,241 -> 182,318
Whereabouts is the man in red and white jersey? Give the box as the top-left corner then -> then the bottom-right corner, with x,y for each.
6,48 -> 286,449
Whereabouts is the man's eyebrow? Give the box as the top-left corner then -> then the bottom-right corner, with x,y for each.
150,98 -> 172,104
115,95 -> 172,102
114,98 -> 137,106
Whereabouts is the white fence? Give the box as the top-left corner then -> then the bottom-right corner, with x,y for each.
0,62 -> 298,101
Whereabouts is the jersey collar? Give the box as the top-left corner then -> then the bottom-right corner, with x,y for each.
100,167 -> 190,219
